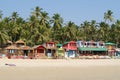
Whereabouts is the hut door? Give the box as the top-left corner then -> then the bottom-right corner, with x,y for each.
24,50 -> 28,56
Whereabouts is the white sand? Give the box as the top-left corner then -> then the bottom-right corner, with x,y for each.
0,59 -> 120,80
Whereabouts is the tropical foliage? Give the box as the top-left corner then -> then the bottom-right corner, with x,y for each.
0,7 -> 119,47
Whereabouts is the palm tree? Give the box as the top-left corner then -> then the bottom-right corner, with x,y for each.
39,11 -> 50,28
104,10 -> 114,24
98,22 -> 110,42
32,6 -> 42,19
11,12 -> 19,21
50,13 -> 63,41
0,22 -> 9,48
114,20 -> 120,43
51,13 -> 63,30
81,21 -> 91,40
4,12 -> 24,43
89,20 -> 97,40
64,21 -> 77,41
0,10 -> 3,21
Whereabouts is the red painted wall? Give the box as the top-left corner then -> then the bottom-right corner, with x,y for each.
63,41 -> 77,50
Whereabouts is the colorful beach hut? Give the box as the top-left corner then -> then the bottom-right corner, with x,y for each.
63,41 -> 77,58
45,41 -> 57,58
105,42 -> 116,57
33,45 -> 46,59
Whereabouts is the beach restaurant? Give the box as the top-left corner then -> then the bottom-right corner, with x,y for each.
77,40 -> 108,59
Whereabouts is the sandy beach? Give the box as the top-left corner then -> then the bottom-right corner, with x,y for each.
0,59 -> 120,80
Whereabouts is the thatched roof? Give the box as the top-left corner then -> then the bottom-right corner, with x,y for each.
7,40 -> 12,44
15,39 -> 25,44
5,45 -> 19,50
19,46 -> 33,50
32,45 -> 40,49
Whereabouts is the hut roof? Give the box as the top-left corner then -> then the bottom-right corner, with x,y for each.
33,45 -> 46,49
32,45 -> 40,49
15,39 -> 25,44
19,46 -> 32,50
5,45 -> 19,50
57,44 -> 63,47
7,40 -> 12,44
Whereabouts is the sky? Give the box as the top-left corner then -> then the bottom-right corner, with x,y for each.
0,0 -> 120,25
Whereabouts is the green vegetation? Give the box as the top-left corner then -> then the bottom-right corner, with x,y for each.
0,6 -> 120,47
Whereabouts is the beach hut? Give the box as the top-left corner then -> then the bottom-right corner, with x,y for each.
33,45 -> 46,59
63,41 -> 77,58
105,42 -> 116,57
45,41 -> 57,58
57,48 -> 65,59
114,48 -> 120,58
56,44 -> 65,58
5,45 -> 19,58
19,46 -> 33,59
5,45 -> 19,54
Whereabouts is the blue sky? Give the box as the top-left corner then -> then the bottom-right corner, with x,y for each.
0,0 -> 120,25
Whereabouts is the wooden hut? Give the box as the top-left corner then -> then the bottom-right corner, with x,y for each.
45,41 -> 57,58
5,45 -> 19,58
19,46 -> 33,59
105,42 -> 116,57
33,45 -> 46,59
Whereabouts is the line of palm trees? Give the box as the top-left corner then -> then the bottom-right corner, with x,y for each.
0,6 -> 120,48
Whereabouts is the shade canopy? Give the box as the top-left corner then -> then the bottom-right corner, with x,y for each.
105,42 -> 116,46
57,44 -> 63,47
78,47 -> 107,51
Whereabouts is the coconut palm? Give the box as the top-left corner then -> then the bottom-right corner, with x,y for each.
39,11 -> 50,28
115,20 -> 120,45
98,22 -> 110,42
104,10 -> 114,24
11,12 -> 19,21
81,21 -> 91,40
89,20 -> 97,40
32,6 -> 42,19
0,10 -> 3,21
50,13 -> 63,41
0,22 -> 9,48
50,13 -> 63,30
64,21 -> 76,41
